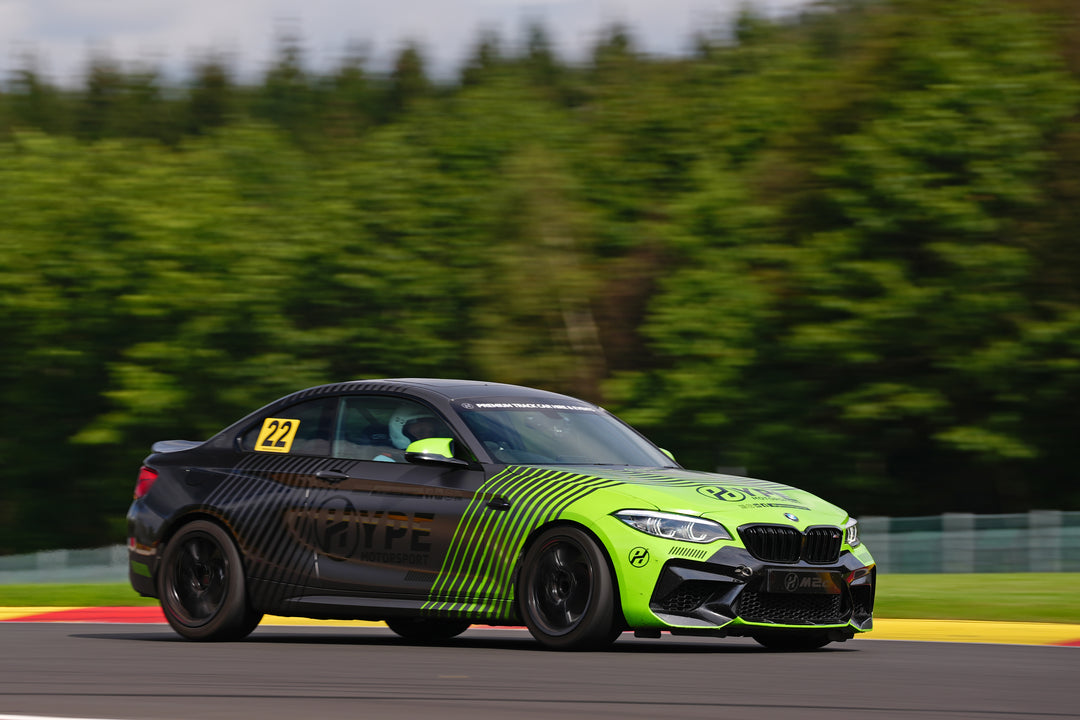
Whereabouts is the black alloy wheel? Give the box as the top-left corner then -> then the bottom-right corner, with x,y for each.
518,526 -> 620,650
158,519 -> 262,641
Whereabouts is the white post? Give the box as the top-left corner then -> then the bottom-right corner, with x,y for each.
943,513 -> 975,573
1029,510 -> 1062,573
859,516 -> 890,574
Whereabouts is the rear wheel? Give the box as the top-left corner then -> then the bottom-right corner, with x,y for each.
518,526 -> 619,651
752,630 -> 833,651
386,618 -> 470,642
158,520 -> 262,641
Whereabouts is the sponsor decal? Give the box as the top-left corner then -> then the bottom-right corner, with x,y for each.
308,496 -> 434,563
697,486 -> 747,502
767,570 -> 842,595
698,484 -> 805,507
465,402 -> 597,412
628,547 -> 650,568
315,496 -> 360,560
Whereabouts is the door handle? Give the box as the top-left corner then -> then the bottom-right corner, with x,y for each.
486,497 -> 511,511
315,469 -> 349,483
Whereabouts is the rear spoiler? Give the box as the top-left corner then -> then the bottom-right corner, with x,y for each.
151,440 -> 204,454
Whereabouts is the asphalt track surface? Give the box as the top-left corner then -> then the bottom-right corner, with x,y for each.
1,622 -> 1079,720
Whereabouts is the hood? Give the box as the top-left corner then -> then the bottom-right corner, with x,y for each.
546,465 -> 849,529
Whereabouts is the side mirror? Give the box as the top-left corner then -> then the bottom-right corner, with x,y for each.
660,448 -> 676,462
405,437 -> 470,468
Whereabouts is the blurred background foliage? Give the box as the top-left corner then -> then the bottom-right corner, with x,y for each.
1,0 -> 1079,552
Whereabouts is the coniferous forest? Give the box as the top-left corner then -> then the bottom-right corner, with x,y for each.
2,0 -> 1079,552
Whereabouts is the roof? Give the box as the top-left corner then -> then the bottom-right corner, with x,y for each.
281,378 -> 591,405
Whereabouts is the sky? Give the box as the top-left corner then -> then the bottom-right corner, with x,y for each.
0,0 -> 813,85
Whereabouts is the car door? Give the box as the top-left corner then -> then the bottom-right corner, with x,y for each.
304,394 -> 488,600
226,395 -> 345,607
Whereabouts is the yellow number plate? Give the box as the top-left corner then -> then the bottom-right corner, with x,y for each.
255,418 -> 300,453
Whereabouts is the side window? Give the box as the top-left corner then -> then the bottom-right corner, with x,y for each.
334,396 -> 453,461
240,397 -> 337,456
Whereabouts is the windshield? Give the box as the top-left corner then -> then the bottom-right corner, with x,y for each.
456,401 -> 674,467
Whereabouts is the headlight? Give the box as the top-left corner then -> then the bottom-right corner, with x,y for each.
844,518 -> 860,547
613,510 -> 731,544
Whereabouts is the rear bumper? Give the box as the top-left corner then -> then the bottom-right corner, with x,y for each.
129,557 -> 156,597
126,499 -> 163,598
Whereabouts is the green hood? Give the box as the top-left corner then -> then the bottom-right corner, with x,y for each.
546,465 -> 850,529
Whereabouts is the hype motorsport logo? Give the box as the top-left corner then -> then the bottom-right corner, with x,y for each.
696,486 -> 748,502
628,547 -> 650,568
695,484 -> 810,511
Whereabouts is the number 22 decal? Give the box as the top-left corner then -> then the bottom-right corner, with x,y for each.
255,417 -> 300,453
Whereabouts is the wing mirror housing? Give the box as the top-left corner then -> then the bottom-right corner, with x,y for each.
405,437 -> 470,468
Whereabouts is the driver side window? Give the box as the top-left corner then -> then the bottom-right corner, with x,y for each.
333,396 -> 453,462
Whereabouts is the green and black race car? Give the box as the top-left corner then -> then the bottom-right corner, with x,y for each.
127,379 -> 875,650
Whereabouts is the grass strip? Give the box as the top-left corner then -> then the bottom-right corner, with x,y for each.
0,583 -> 158,607
2,574 -> 1079,624
875,573 -> 1080,624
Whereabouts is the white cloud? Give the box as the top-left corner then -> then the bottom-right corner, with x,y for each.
0,0 -> 29,29
0,0 -> 813,85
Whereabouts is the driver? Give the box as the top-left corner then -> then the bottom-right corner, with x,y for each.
375,406 -> 449,462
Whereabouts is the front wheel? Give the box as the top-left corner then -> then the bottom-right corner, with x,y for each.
386,618 -> 470,642
517,526 -> 619,651
158,520 -> 262,641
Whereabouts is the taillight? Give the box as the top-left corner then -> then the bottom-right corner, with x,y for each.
134,466 -> 158,499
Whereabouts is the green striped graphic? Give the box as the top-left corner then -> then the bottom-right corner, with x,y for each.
422,466 -> 622,620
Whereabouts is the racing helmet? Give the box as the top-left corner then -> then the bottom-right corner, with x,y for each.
388,405 -> 444,449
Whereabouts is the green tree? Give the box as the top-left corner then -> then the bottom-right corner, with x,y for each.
460,30 -> 503,87
380,42 -> 431,122
319,45 -> 375,138
3,56 -> 67,135
253,29 -> 315,138
76,55 -> 125,141
186,55 -> 234,134
469,146 -> 606,399
618,0 -> 1080,513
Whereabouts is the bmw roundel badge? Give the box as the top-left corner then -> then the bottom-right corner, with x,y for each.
784,513 -> 799,522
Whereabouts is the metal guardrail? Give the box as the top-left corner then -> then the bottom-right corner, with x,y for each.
0,545 -> 129,584
861,511 -> 1080,574
1,511 -> 1078,583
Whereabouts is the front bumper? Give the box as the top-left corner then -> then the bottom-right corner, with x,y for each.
645,545 -> 875,637
573,510 -> 876,638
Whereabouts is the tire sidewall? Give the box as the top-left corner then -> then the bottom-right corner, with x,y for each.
517,525 -> 618,651
158,519 -> 256,641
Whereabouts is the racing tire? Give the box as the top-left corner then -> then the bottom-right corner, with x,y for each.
158,520 -> 262,641
518,526 -> 619,651
752,630 -> 833,651
386,618 -> 471,642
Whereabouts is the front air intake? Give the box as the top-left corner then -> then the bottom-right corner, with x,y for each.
736,591 -> 848,625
